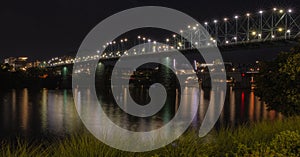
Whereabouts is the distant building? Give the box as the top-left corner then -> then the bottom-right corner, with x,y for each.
4,57 -> 28,71
26,60 -> 41,69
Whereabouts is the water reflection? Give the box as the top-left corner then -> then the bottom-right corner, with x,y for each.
0,86 -> 283,138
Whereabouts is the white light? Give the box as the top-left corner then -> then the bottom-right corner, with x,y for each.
246,13 -> 250,17
271,35 -> 275,38
234,37 -> 237,40
204,22 -> 208,25
124,38 -> 128,42
188,25 -> 191,28
259,10 -> 263,14
287,29 -> 291,33
138,36 -> 141,39
273,8 -> 277,11
166,38 -> 169,42
224,18 -> 228,21
148,39 -> 151,42
288,9 -> 292,13
279,9 -> 284,13
234,15 -> 239,19
225,40 -> 229,44
213,20 -> 218,23
195,42 -> 198,45
173,34 -> 176,38
193,26 -> 196,30
180,30 -> 183,33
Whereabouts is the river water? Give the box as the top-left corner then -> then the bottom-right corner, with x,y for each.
0,86 -> 282,139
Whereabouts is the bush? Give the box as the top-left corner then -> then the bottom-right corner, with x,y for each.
255,47 -> 300,116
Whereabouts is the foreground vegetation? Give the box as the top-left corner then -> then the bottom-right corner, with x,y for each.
1,116 -> 300,157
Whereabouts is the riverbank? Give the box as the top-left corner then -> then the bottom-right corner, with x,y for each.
1,116 -> 299,157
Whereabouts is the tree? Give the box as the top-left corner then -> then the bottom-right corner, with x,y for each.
255,46 -> 300,116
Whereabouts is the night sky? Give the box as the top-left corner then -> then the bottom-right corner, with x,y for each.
1,0 -> 299,61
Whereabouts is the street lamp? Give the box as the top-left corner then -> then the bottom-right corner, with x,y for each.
224,18 -> 228,42
259,10 -> 263,39
286,9 -> 292,39
213,20 -> 218,44
246,13 -> 250,41
287,29 -> 291,39
234,16 -> 239,41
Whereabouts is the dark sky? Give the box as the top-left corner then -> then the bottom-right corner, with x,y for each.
0,0 -> 299,61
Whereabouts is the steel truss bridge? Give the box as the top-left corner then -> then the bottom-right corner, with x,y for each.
47,7 -> 300,67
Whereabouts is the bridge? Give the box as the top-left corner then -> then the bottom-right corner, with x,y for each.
43,7 -> 300,89
46,7 -> 300,68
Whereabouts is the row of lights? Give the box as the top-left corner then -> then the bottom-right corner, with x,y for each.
203,8 -> 292,24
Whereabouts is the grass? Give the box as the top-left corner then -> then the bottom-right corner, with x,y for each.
1,116 -> 300,157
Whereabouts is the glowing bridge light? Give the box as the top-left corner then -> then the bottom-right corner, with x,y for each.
279,9 -> 284,13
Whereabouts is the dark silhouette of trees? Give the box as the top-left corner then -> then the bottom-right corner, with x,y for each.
255,46 -> 300,116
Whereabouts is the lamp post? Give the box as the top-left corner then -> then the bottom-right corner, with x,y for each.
224,18 -> 228,43
234,16 -> 239,42
271,8 -> 277,40
285,9 -> 292,39
246,13 -> 250,41
259,10 -> 263,39
214,20 -> 218,44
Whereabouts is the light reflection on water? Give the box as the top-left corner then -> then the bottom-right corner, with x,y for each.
0,87 -> 282,138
